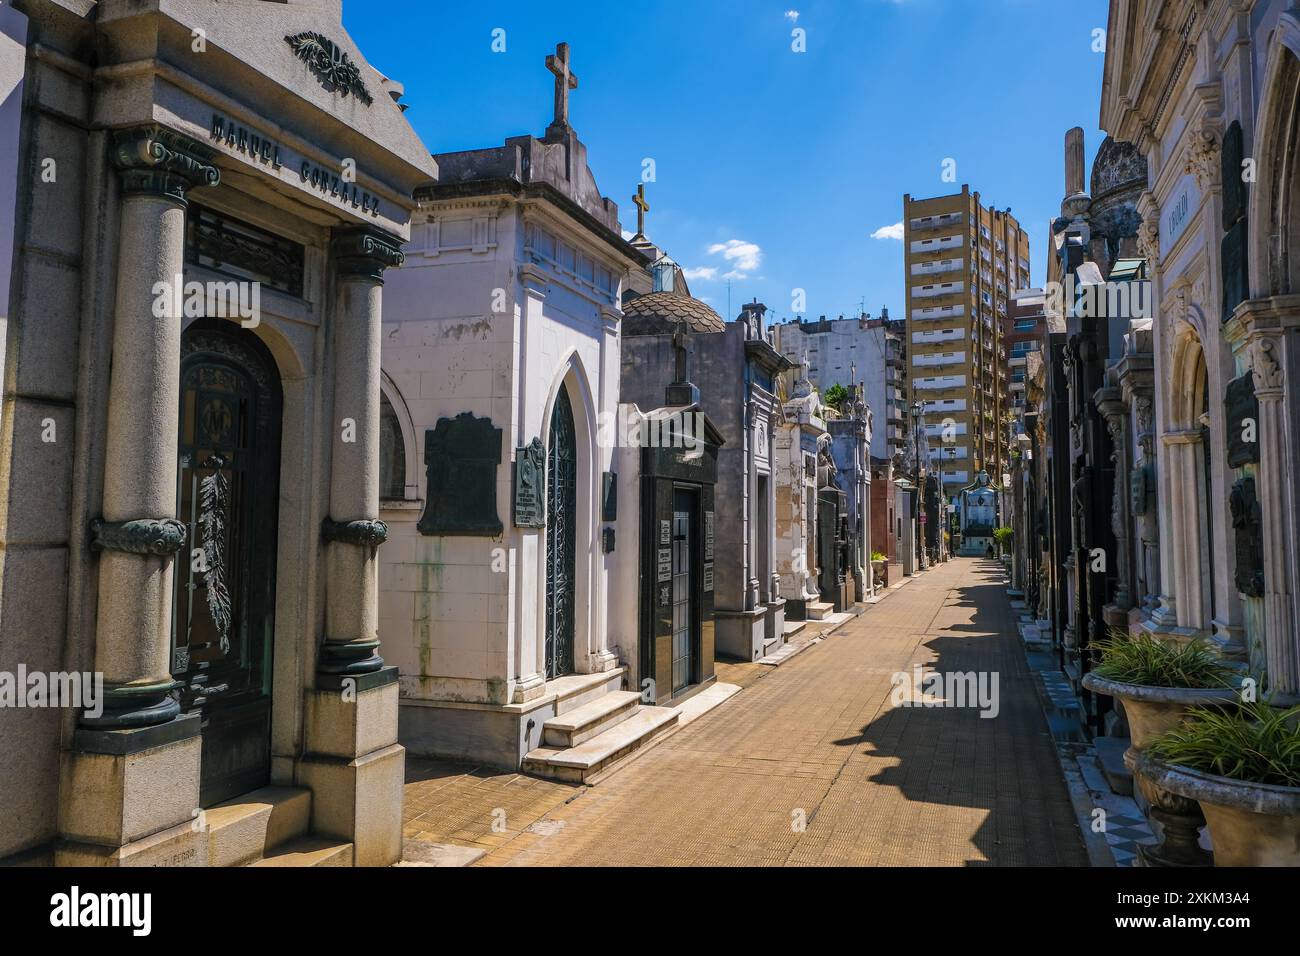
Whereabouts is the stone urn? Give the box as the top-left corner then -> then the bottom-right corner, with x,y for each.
1133,752 -> 1300,866
1081,674 -> 1238,867
871,558 -> 886,589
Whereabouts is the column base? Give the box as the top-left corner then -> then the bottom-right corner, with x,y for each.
297,744 -> 404,867
511,671 -> 547,704
55,818 -> 207,867
300,667 -> 403,866
59,713 -> 201,849
585,649 -> 619,673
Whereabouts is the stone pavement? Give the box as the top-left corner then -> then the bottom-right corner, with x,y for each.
402,557 -> 1089,866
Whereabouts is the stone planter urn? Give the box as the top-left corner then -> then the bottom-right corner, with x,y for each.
1133,752 -> 1300,866
1081,674 -> 1238,867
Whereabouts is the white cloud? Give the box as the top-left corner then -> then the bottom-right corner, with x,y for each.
706,239 -> 763,277
871,221 -> 905,241
784,10 -> 800,22
682,266 -> 719,281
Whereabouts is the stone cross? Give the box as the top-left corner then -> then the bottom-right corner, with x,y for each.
546,42 -> 579,130
632,183 -> 650,237
673,323 -> 690,382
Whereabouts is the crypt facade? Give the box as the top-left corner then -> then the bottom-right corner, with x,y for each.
0,0 -> 434,866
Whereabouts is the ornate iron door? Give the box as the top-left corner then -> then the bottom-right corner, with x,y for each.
173,321 -> 282,807
544,388 -> 577,680
671,489 -> 697,694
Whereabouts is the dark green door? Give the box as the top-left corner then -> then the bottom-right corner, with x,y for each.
173,320 -> 282,807
544,387 -> 577,680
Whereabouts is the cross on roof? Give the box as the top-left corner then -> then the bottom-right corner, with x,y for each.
632,183 -> 650,238
545,42 -> 579,131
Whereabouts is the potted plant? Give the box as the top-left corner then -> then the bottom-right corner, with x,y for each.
1082,631 -> 1241,867
1136,702 -> 1300,866
870,551 -> 886,588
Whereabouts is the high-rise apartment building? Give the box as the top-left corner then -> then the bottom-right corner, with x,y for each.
903,185 -> 1031,491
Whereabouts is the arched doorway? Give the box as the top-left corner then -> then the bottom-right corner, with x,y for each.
544,386 -> 577,680
173,320 -> 283,807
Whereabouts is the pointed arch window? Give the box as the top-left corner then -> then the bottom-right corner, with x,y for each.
380,392 -> 406,501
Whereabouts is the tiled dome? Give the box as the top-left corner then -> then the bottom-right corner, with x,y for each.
622,291 -> 726,335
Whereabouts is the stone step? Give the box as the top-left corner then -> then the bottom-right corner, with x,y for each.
523,705 -> 679,784
543,690 -> 641,748
547,667 -> 628,716
205,785 -> 312,868
806,601 -> 835,621
246,836 -> 353,867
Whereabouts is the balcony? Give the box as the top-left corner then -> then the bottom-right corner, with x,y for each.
913,350 -> 966,368
912,281 -> 964,299
910,212 -> 964,232
910,234 -> 964,254
911,257 -> 963,277
911,304 -> 965,321
912,327 -> 965,345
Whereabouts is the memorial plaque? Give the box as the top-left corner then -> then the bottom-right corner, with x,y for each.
657,547 -> 672,583
1224,372 -> 1260,468
704,511 -> 714,560
658,583 -> 670,607
1130,463 -> 1150,516
513,437 -> 546,528
660,519 -> 671,546
418,413 -> 504,536
1221,121 -> 1247,230
703,563 -> 714,592
1221,219 -> 1249,323
1230,476 -> 1265,598
602,471 -> 618,522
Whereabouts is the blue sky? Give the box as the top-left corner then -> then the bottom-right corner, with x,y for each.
345,0 -> 1110,324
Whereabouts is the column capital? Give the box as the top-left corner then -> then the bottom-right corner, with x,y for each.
1249,335 -> 1286,399
112,125 -> 220,205
330,224 -> 405,281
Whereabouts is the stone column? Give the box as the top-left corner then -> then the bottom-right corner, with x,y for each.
317,226 -> 404,677
1249,335 -> 1299,694
88,127 -> 219,729
1095,386 -> 1133,621
59,127 -> 219,864
299,224 -> 407,867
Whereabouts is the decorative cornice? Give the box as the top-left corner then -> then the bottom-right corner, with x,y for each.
330,225 -> 404,282
112,126 -> 220,205
285,32 -> 374,106
322,517 -> 389,549
90,517 -> 187,556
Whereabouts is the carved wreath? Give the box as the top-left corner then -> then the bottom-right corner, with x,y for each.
285,32 -> 374,106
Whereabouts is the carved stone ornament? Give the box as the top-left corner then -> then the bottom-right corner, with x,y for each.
1137,217 -> 1160,262
112,126 -> 220,205
331,225 -> 405,281
1250,337 -> 1285,393
90,517 -> 188,556
1183,124 -> 1220,192
321,517 -> 389,549
285,32 -> 374,106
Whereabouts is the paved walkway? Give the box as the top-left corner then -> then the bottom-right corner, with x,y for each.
402,557 -> 1088,866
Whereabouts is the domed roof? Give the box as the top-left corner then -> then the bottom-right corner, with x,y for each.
622,291 -> 726,335
1091,136 -> 1147,200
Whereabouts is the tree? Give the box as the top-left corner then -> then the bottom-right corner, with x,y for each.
822,382 -> 850,413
